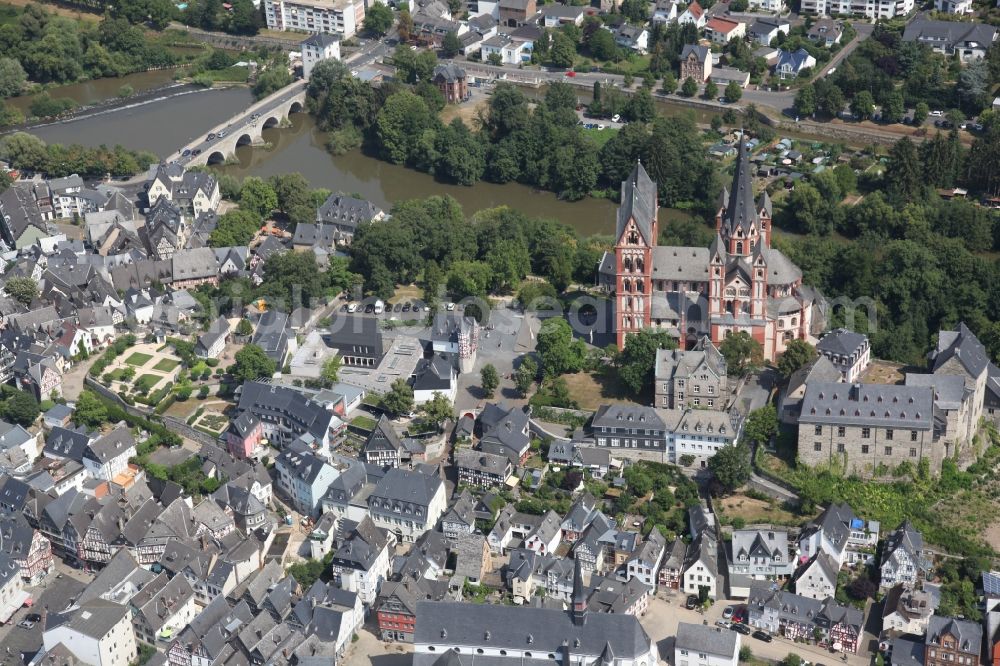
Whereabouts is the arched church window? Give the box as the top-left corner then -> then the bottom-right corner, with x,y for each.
736,242 -> 743,254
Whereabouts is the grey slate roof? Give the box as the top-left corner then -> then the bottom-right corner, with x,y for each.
799,381 -> 934,429
817,328 -> 867,357
931,322 -> 991,379
904,373 -> 966,411
723,136 -> 758,236
369,467 -> 442,509
413,600 -> 654,658
902,19 -> 997,50
675,622 -> 739,657
363,414 -> 403,458
926,616 -> 982,652
680,44 -> 710,62
433,63 -> 466,82
302,33 -> 341,48
593,404 -> 666,431
617,161 -> 657,245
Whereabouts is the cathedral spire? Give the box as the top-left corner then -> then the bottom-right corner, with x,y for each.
571,558 -> 588,626
723,134 -> 758,239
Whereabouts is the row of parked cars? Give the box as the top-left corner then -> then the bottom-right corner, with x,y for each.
685,598 -> 775,644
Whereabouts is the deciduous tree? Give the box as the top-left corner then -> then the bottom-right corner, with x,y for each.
481,363 -> 499,397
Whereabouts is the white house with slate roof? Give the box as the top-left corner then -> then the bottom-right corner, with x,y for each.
798,502 -> 879,567
816,328 -> 870,383
362,415 -> 403,468
791,550 -> 838,600
676,622 -> 740,666
330,516 -> 393,606
301,33 -> 341,78
83,426 -> 136,482
43,599 -> 138,666
880,521 -> 928,589
683,533 -> 720,600
728,528 -> 793,579
275,448 -> 341,517
366,467 -> 445,542
412,563 -> 659,666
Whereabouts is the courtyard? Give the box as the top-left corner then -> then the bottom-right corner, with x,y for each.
98,342 -> 182,397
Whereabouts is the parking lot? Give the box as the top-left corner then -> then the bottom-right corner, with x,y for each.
641,594 -> 871,666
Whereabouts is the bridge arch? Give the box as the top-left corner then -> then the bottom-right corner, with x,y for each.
236,133 -> 254,147
262,116 -> 280,129
207,151 -> 227,165
288,100 -> 303,114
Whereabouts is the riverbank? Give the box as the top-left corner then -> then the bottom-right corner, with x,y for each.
5,81 -> 247,139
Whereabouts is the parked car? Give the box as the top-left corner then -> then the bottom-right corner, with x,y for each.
18,620 -> 35,629
339,304 -> 349,312
192,149 -> 201,156
731,623 -> 752,635
364,303 -> 375,313
565,70 -> 576,77
207,133 -> 216,140
394,302 -> 403,312
715,620 -> 731,629
723,606 -> 735,620
402,302 -> 412,312
685,595 -> 699,610
752,630 -> 773,643
347,303 -> 359,312
611,114 -> 621,122
25,614 -> 40,623
930,110 -> 943,117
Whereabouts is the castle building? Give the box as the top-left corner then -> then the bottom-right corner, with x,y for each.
599,138 -> 818,360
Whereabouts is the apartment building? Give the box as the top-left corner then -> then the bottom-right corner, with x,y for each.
265,0 -> 364,37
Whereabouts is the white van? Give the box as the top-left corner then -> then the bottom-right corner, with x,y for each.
374,300 -> 385,314
347,303 -> 358,313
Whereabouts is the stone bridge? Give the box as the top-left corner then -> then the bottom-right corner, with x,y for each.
170,80 -> 308,168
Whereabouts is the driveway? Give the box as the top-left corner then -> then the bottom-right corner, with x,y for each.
60,354 -> 103,402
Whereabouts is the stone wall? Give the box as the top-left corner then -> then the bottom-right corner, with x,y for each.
796,422 -> 942,477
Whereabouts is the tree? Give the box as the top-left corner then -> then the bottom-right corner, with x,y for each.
363,1 -> 393,36
75,390 -> 109,428
703,79 -> 718,100
660,72 -> 677,94
708,443 -> 752,493
382,378 -> 414,416
209,209 -> 261,247
235,318 -> 254,336
794,84 -> 816,117
850,90 -> 875,120
549,31 -> 576,69
515,357 -> 538,396
232,344 -> 277,383
680,76 -> 698,97
882,91 -> 905,125
743,404 -> 778,447
724,81 -> 742,103
442,31 -> 462,58
396,8 -> 413,41
3,389 -> 39,427
321,356 -> 341,385
481,363 -> 499,397
617,328 -> 676,395
375,91 -> 437,165
620,0 -> 648,22
252,66 -> 293,100
487,52 -> 502,66
912,102 -> 929,126
777,339 -> 816,378
0,57 -> 26,98
587,29 -> 618,62
269,173 -> 313,226
885,137 -> 923,202
5,277 -> 37,306
625,88 -> 655,122
420,391 -> 454,430
719,331 -> 763,376
239,176 -> 278,218
536,318 -> 586,376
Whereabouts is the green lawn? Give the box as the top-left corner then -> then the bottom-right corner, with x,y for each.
202,66 -> 250,83
125,352 -> 154,367
583,126 -> 618,148
351,415 -> 377,431
153,358 -> 180,372
135,374 -> 161,392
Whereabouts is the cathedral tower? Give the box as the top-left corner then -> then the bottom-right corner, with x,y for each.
614,161 -> 658,349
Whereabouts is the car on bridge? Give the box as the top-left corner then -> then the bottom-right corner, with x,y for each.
182,149 -> 191,157
207,133 -> 216,140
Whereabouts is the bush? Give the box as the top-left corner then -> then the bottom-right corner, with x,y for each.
191,74 -> 214,88
205,358 -> 220,367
